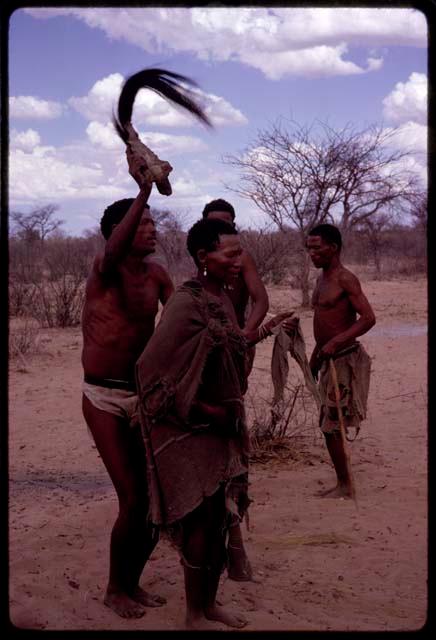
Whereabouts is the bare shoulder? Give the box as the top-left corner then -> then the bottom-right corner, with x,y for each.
146,259 -> 172,282
85,254 -> 112,293
338,266 -> 362,292
241,249 -> 255,266
90,254 -> 107,280
241,249 -> 259,275
145,259 -> 167,276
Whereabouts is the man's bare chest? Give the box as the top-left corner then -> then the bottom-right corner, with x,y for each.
312,279 -> 346,309
97,272 -> 160,319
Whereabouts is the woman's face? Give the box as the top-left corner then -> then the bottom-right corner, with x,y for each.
202,234 -> 243,284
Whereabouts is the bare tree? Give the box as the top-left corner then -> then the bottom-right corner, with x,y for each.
9,205 -> 65,315
151,208 -> 192,282
11,204 -> 65,242
239,226 -> 293,284
326,124 -> 419,246
356,212 -> 393,279
409,190 -> 427,234
223,118 -> 419,305
223,120 -> 353,305
32,236 -> 89,327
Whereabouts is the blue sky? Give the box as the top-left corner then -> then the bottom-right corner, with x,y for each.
8,7 -> 427,236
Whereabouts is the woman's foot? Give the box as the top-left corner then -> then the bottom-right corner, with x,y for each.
205,603 -> 248,628
130,586 -> 166,607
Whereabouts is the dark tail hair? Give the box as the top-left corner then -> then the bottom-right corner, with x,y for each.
113,68 -> 213,142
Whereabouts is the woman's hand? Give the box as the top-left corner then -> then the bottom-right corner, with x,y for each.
266,310 -> 295,333
281,316 -> 300,336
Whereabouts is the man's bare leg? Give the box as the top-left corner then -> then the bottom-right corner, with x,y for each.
227,518 -> 253,581
317,431 -> 353,498
83,396 -> 165,617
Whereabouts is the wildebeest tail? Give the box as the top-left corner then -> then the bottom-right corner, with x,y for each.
113,68 -> 213,142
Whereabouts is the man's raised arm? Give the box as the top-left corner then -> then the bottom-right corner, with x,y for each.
99,148 -> 152,274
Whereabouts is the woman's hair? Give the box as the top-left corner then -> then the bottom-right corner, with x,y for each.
186,218 -> 237,266
100,198 -> 149,239
201,198 -> 235,222
308,223 -> 342,251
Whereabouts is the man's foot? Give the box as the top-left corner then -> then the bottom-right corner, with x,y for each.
104,590 -> 146,618
185,612 -> 219,630
205,604 -> 248,628
227,546 -> 253,581
316,484 -> 353,499
130,586 -> 166,607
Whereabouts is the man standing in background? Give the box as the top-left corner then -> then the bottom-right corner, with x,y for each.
307,223 -> 375,498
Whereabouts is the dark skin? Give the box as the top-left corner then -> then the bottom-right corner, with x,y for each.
204,210 -> 269,332
82,151 -> 174,618
181,232 -> 293,630
204,209 -> 269,581
306,233 -> 376,498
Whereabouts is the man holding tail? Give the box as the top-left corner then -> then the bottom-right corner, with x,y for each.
81,149 -> 174,617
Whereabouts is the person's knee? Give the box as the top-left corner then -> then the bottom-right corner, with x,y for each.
324,429 -> 341,443
118,492 -> 148,522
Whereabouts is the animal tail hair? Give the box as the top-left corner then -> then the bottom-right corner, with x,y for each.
113,68 -> 213,143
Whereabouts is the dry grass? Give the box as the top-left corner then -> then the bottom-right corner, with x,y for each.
260,532 -> 357,547
9,318 -> 42,372
247,380 -> 321,465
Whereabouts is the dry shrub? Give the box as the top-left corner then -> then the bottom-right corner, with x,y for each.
32,278 -> 86,328
9,318 -> 41,361
239,229 -> 292,285
9,278 -> 38,316
379,256 -> 427,279
246,381 -> 319,464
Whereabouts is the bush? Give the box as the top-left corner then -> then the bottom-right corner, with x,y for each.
9,318 -> 41,359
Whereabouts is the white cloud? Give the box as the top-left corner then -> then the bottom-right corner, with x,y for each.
10,128 -> 41,151
68,73 -> 124,122
242,44 -> 365,80
24,7 -> 426,80
9,146 -> 120,202
382,72 -> 427,124
86,120 -> 208,156
8,123 -> 211,219
202,92 -> 248,126
68,73 -> 247,128
10,95 -> 63,119
86,121 -> 124,151
272,7 -> 426,49
384,121 -> 427,155
139,132 -> 208,156
366,57 -> 383,72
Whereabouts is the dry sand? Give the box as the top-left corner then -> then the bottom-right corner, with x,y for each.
8,277 -> 427,631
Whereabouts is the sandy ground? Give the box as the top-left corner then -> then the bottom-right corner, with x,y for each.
8,277 -> 427,631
